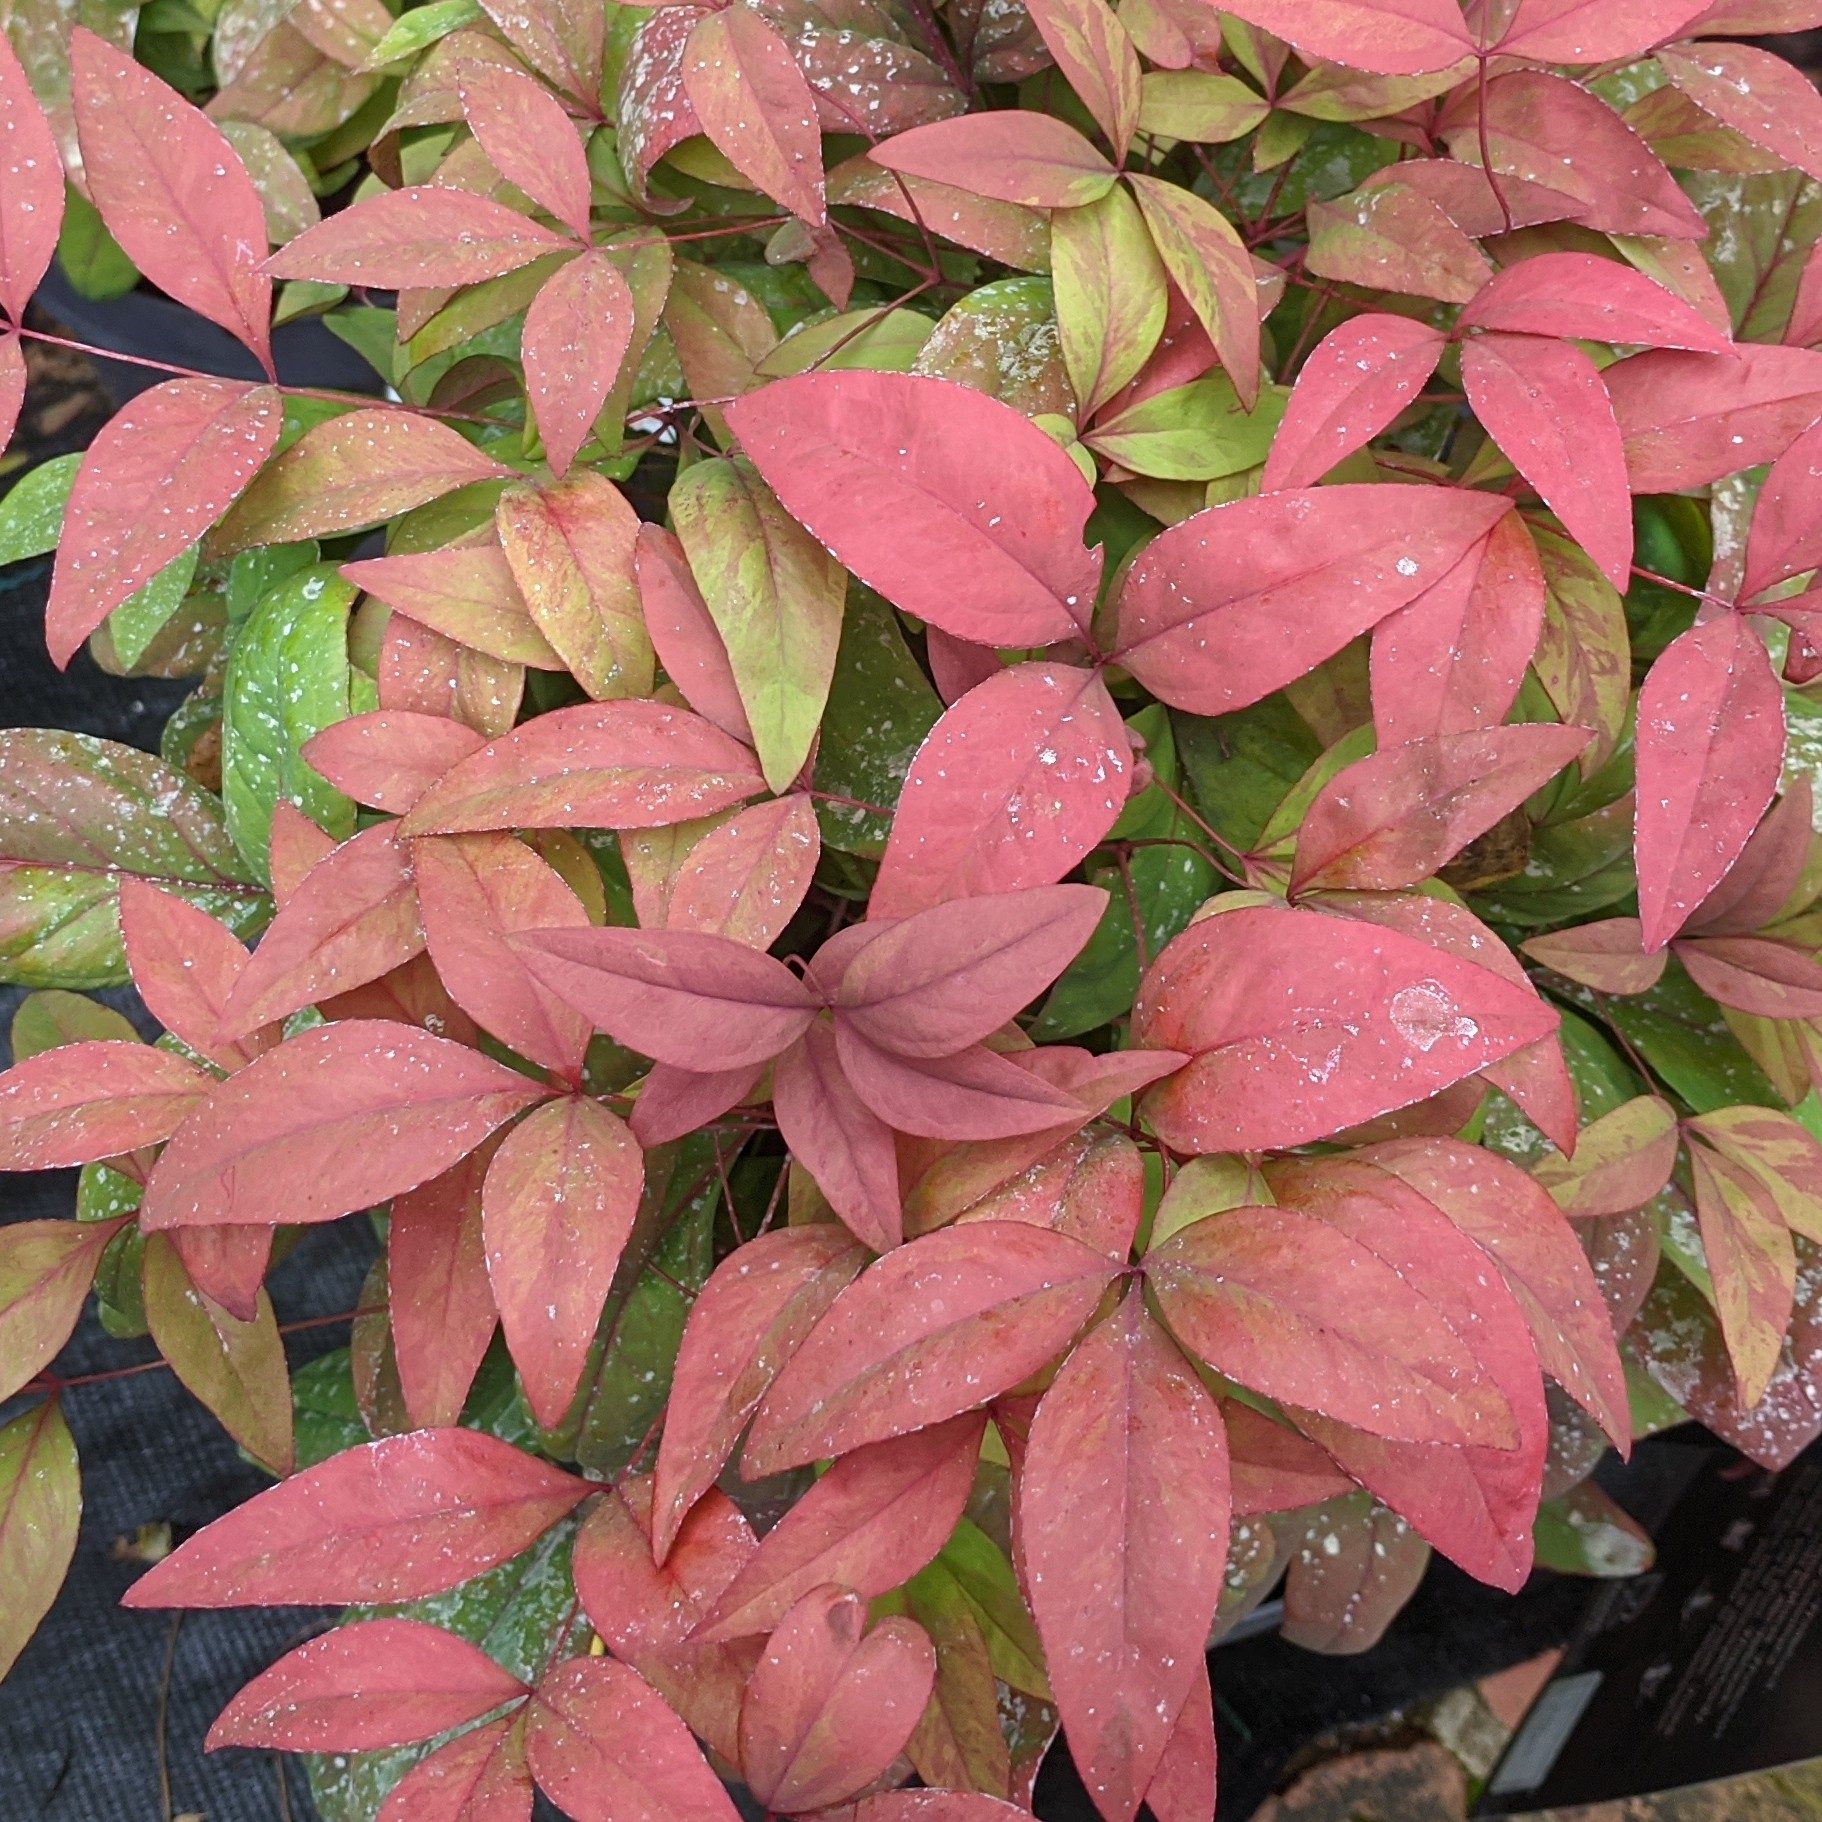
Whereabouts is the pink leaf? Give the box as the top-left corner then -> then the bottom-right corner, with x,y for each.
1211,0 -> 1473,75
683,6 -> 827,225
523,252 -> 636,477
140,1021 -> 544,1229
483,1094 -> 644,1428
1457,251 -> 1731,351
1021,1288 -> 1229,1822
457,63 -> 593,238
868,112 -> 1116,209
376,1716 -> 532,1822
120,880 -> 270,1071
744,1221 -> 1118,1473
1461,331 -> 1633,589
342,542 -> 562,671
71,29 -> 272,369
265,185 -> 568,288
302,712 -> 489,815
665,794 -> 821,949
0,1041 -> 211,1168
1634,613 -> 1786,950
635,527 -> 753,743
206,1619 -> 527,1751
1263,315 -> 1446,492
724,370 -> 1103,647
122,1430 -> 587,1607
1494,0 -> 1711,59
1659,40 -> 1822,184
0,34 -> 63,322
0,1218 -> 126,1404
871,664 -> 1133,920
45,378 -> 281,667
400,701 -> 765,836
1113,486 -> 1513,714
832,1027 -> 1084,1139
1742,418 -> 1822,604
1133,902 -> 1558,1152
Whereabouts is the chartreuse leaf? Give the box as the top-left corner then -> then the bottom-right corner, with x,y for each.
106,545 -> 201,670
221,565 -> 359,883
0,1401 -> 80,1678
0,455 -> 81,563
56,185 -> 137,301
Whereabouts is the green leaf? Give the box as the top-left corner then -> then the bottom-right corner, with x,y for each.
360,0 -> 483,67
107,545 -> 201,671
324,307 -> 400,386
1085,374 -> 1287,481
56,185 -> 136,300
670,456 -> 846,793
0,1401 -> 80,1679
1603,962 -> 1786,1114
813,585 -> 943,859
0,731 -> 266,989
10,990 -> 139,1058
1533,1480 -> 1654,1578
0,455 -> 81,564
1173,698 -> 1320,855
222,564 -> 359,883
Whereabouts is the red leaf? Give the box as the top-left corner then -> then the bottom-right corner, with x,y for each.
1023,0 -> 1141,154
1211,0 -> 1472,74
832,1028 -> 1084,1138
376,1715 -> 532,1822
1020,1289 -> 1229,1822
1533,1095 -> 1679,1219
1370,510 -> 1546,743
0,35 -> 64,322
1660,41 -> 1822,183
1496,0 -> 1710,55
524,1657 -> 742,1822
1360,1139 -> 1628,1447
0,1219 -> 123,1404
512,925 -> 817,1070
1146,1201 -> 1516,1446
71,29 -> 271,369
724,371 -> 1102,647
837,885 -> 1106,1057
1606,343 -> 1822,490
703,1415 -> 983,1639
1439,69 -> 1705,240
1678,934 -> 1822,1019
389,1146 -> 499,1429
1132,903 -> 1558,1152
413,831 -> 594,1079
45,378 -> 281,667
303,711 -> 489,815
1634,613 -> 1786,951
122,1429 -> 587,1607
1225,1402 -> 1353,1518
871,664 -> 1133,920
737,1587 -> 936,1813
684,6 -> 827,225
635,526 -> 753,743
666,794 -> 821,948
744,1221 -> 1118,1473
483,1094 -> 643,1428
1459,251 -> 1730,352
140,1021 -> 544,1229
1461,331 -> 1633,590
1263,315 -> 1446,492
120,880 -> 271,1071
222,823 -> 424,1036
342,543 -> 561,671
1291,724 -> 1591,895
1145,1662 -> 1216,1822
476,0 -> 607,107
265,185 -> 567,288
651,1225 -> 865,1559
206,1618 -> 527,1751
771,1019 -> 904,1251
869,112 -> 1116,209
0,1041 -> 211,1168
1112,486 -> 1512,714
0,334 -> 21,453
457,64 -> 593,239
523,253 -> 636,477
1742,419 -> 1822,604
400,701 -> 765,836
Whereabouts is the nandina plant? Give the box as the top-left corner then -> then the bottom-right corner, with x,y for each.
6,0 -> 1822,1816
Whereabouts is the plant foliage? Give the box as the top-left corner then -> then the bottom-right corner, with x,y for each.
4,0 -> 1822,1816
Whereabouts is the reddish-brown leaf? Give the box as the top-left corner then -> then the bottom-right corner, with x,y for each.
1634,614 -> 1786,951
483,1094 -> 643,1428
1145,1200 -> 1516,1447
870,664 -> 1134,920
744,1221 -> 1118,1473
206,1618 -> 526,1750
1113,487 -> 1512,714
414,831 -> 594,1079
45,378 -> 281,667
724,371 -> 1102,648
1133,902 -> 1557,1152
1521,917 -> 1665,995
265,185 -> 568,287
0,1041 -> 212,1168
737,1587 -> 936,1813
524,1656 -> 742,1822
140,1021 -> 544,1229
1020,1288 -> 1229,1822
400,701 -> 766,836
651,1226 -> 863,1558
703,1414 -> 983,1639
122,1429 -> 588,1607
71,29 -> 272,368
